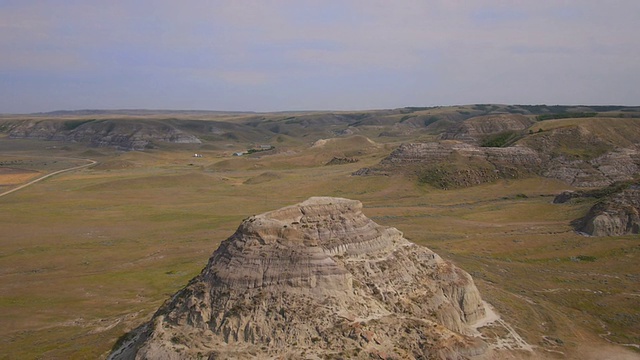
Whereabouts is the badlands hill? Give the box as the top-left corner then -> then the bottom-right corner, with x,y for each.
2,105 -> 639,150
356,117 -> 640,189
108,197 -> 511,359
2,105 -> 639,358
555,180 -> 640,236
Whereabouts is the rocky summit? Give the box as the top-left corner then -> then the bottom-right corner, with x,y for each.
109,197 -> 492,359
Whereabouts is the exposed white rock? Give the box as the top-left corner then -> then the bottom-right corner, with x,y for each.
109,197 -> 491,359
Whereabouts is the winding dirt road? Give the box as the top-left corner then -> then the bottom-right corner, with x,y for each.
0,158 -> 96,198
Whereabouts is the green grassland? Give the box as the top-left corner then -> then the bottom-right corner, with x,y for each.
0,113 -> 639,359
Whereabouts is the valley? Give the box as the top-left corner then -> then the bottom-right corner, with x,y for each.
0,105 -> 638,359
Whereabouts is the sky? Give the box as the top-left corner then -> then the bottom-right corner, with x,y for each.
1,0 -> 639,113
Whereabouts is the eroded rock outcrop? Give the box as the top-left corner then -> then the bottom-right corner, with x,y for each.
581,189 -> 640,236
6,119 -> 201,150
555,181 -> 640,236
109,197 -> 489,359
439,114 -> 534,145
356,140 -> 640,189
358,118 -> 640,189
357,141 -> 543,188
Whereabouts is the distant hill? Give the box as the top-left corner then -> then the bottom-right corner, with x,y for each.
1,104 -> 639,152
354,115 -> 640,188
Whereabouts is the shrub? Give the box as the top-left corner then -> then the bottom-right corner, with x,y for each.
536,112 -> 597,121
480,131 -> 519,147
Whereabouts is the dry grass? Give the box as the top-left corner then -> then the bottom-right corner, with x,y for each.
0,138 -> 638,359
529,117 -> 640,146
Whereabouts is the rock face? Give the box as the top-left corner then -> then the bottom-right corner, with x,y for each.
542,147 -> 640,187
555,181 -> 640,236
439,114 -> 534,145
325,156 -> 359,165
581,188 -> 640,236
358,118 -> 640,189
356,139 -> 640,189
109,197 -> 489,359
359,141 -> 543,189
6,119 -> 201,150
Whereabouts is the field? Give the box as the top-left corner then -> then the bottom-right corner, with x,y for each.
0,126 -> 638,359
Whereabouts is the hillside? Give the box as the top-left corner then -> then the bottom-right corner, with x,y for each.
2,105 -> 638,151
1,104 -> 639,359
108,197 -> 527,359
356,116 -> 640,188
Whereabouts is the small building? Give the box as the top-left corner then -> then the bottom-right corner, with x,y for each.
233,152 -> 246,156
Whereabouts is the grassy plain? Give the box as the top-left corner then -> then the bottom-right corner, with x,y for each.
0,134 -> 638,359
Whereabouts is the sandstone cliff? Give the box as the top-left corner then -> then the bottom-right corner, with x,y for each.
109,197 -> 490,359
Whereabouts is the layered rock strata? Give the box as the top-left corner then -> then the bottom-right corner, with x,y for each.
580,188 -> 640,235
109,197 -> 488,359
555,181 -> 640,236
6,119 -> 201,150
356,142 -> 542,188
439,114 -> 534,144
355,140 -> 640,188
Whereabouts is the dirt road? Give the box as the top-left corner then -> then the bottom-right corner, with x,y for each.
0,158 -> 96,198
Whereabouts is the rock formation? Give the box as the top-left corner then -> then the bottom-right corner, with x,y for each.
356,118 -> 640,189
555,181 -> 640,236
580,188 -> 640,236
355,141 -> 543,189
109,197 -> 490,359
5,119 -> 202,150
542,147 -> 640,187
355,139 -> 640,189
439,114 -> 534,145
325,156 -> 359,165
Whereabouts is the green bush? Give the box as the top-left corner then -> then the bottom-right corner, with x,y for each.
480,131 -> 519,147
536,112 -> 597,121
63,119 -> 95,130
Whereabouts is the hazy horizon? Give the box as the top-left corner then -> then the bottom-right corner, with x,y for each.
4,103 -> 640,116
2,1 -> 639,113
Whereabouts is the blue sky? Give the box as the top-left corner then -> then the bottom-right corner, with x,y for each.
1,1 -> 639,113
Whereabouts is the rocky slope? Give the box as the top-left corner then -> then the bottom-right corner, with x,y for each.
439,114 -> 534,145
4,119 -> 202,150
555,181 -> 640,236
580,188 -> 640,236
355,141 -> 543,189
109,197 -> 493,359
356,119 -> 640,188
522,123 -> 640,187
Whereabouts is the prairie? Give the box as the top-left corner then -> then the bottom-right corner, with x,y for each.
0,108 -> 638,359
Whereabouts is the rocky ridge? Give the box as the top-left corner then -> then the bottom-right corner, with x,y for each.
356,142 -> 543,189
439,114 -> 534,145
109,197 -> 497,359
5,119 -> 201,150
356,124 -> 640,188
